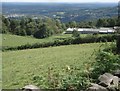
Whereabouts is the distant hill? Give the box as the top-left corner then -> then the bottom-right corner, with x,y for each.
2,2 -> 118,22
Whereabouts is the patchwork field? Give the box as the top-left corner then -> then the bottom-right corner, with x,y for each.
2,43 -> 105,89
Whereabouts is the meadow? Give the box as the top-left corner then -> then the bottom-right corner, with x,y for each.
2,43 -> 106,89
2,34 -> 109,48
2,34 -> 72,47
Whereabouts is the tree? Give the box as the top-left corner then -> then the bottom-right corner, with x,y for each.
33,24 -> 53,39
10,20 -> 20,34
61,23 -> 67,30
2,16 -> 10,33
107,19 -> 116,27
72,29 -> 80,38
20,29 -> 27,36
96,19 -> 104,27
4,18 -> 10,27
69,21 -> 77,28
117,18 -> 120,26
115,27 -> 120,34
2,22 -> 8,33
14,26 -> 21,35
56,19 -> 62,29
28,18 -> 34,23
88,21 -> 93,27
26,28 -> 34,35
20,18 -> 26,29
26,22 -> 35,35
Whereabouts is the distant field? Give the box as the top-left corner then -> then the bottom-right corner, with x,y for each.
2,34 -> 72,47
2,34 -> 110,48
2,43 -> 105,89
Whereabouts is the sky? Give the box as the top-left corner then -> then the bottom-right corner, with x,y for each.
2,0 -> 119,3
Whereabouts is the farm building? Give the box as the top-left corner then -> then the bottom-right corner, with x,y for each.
65,28 -> 115,34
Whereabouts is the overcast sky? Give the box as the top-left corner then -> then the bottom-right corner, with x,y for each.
2,0 -> 119,3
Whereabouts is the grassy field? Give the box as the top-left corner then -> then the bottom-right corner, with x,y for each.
2,33 -> 109,48
2,34 -> 72,47
2,43 -> 105,89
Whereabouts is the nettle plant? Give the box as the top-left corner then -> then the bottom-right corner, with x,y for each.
32,66 -> 91,90
91,42 -> 120,80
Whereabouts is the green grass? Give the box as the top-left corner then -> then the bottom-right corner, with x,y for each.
2,33 -> 112,48
2,43 -> 105,89
2,34 -> 72,47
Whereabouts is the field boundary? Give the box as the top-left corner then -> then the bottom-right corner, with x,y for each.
2,34 -> 119,51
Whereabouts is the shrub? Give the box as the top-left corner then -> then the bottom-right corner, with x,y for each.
72,29 -> 80,38
31,66 -> 91,90
72,37 -> 81,44
91,43 -> 120,79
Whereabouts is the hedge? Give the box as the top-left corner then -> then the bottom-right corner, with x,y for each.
2,34 -> 119,51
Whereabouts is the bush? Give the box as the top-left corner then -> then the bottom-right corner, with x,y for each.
31,66 -> 91,90
72,29 -> 80,38
91,43 -> 120,79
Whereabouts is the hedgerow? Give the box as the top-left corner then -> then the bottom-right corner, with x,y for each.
2,34 -> 118,51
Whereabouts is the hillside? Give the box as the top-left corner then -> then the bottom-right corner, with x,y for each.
2,2 -> 120,90
2,2 -> 118,22
2,43 -> 105,89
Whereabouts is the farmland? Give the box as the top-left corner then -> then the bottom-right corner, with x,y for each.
2,34 -> 72,47
2,43 -> 105,89
2,34 -> 110,48
1,2 -> 120,90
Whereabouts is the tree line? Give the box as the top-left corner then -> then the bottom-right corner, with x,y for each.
1,15 -> 120,38
2,16 -> 66,38
66,17 -> 120,28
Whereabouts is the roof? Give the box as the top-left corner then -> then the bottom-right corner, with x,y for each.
66,28 -> 115,33
67,28 -> 77,31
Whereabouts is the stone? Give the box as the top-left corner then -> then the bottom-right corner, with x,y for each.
22,85 -> 40,91
112,76 -> 119,88
86,83 -> 108,91
98,73 -> 114,87
107,87 -> 117,91
106,76 -> 119,91
113,70 -> 120,78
